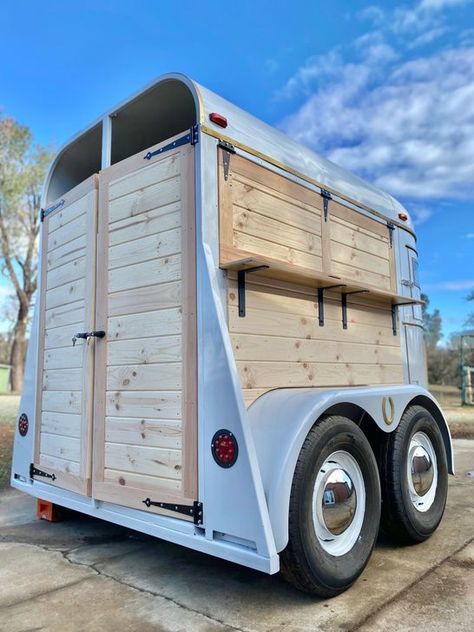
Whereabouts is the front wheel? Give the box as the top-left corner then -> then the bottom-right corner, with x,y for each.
379,405 -> 448,543
281,416 -> 381,597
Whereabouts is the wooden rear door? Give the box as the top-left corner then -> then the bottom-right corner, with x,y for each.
93,139 -> 197,516
33,175 -> 98,495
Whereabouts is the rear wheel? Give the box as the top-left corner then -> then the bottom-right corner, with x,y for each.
281,416 -> 381,597
380,405 -> 448,543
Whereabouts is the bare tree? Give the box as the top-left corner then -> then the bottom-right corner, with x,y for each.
0,113 -> 52,392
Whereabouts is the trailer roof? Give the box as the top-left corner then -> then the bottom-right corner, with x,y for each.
43,73 -> 413,231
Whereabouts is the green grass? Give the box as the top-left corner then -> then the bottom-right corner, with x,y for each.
0,394 -> 20,488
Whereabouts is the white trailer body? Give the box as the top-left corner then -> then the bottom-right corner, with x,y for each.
11,74 -> 453,595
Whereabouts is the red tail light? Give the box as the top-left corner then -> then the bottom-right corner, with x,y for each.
209,112 -> 228,128
211,429 -> 238,467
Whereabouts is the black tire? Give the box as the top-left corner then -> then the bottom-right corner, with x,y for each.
280,415 -> 381,598
379,405 -> 448,544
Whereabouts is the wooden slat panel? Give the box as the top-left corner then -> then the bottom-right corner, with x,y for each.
233,206 -> 322,256
42,390 -> 82,415
234,231 -> 323,271
331,260 -> 392,290
236,361 -> 403,389
103,468 -> 181,492
45,278 -> 85,310
39,454 -> 80,476
109,177 -> 181,225
41,412 -> 81,438
109,153 -> 180,201
105,390 -> 181,419
46,257 -> 86,290
107,335 -> 181,366
331,242 -> 390,277
43,368 -> 82,391
109,206 -> 181,246
108,254 -> 181,293
47,235 -> 86,270
47,214 -> 86,251
45,300 -> 85,329
40,433 -> 81,462
108,281 -> 181,317
105,417 -> 182,449
107,308 -> 182,341
106,363 -> 182,391
44,323 -> 85,350
104,443 -> 182,480
44,347 -> 83,370
331,215 -> 390,259
108,227 -> 181,270
232,334 -> 402,364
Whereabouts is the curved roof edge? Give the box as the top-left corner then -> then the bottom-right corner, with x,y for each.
43,72 -> 413,230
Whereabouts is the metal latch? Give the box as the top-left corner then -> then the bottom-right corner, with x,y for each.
218,140 -> 236,181
72,330 -> 106,347
142,498 -> 203,525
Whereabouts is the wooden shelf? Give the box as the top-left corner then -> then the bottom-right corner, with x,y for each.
220,256 -> 422,307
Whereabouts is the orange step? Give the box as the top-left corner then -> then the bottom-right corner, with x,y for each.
36,499 -> 63,522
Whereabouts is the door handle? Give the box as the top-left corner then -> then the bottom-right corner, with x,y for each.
72,331 -> 106,346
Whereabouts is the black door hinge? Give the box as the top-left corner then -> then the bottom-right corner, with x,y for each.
41,199 -> 65,222
320,189 -> 332,221
142,498 -> 203,525
218,140 -> 236,181
144,124 -> 199,160
30,463 -> 56,481
190,123 -> 199,145
387,222 -> 395,247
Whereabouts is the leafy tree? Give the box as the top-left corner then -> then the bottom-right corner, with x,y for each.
421,293 -> 442,350
465,291 -> 474,328
0,113 -> 52,391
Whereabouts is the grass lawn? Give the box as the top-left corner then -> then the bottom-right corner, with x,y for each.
0,387 -> 472,490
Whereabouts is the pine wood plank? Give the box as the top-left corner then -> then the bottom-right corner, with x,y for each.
331,215 -> 390,259
46,257 -> 86,291
104,443 -> 182,480
108,281 -> 182,317
41,412 -> 81,438
106,363 -> 182,391
331,260 -> 392,290
45,278 -> 85,310
105,390 -> 181,419
103,468 -> 182,493
47,235 -> 86,270
109,176 -> 181,225
233,231 -> 323,271
109,206 -> 181,246
108,253 -> 181,293
43,368 -> 82,391
109,153 -> 180,201
44,346 -> 83,370
40,432 -> 81,462
48,198 -> 86,234
44,322 -> 85,350
108,227 -> 181,270
45,300 -> 85,329
105,417 -> 182,449
107,335 -> 181,366
42,390 -> 82,415
39,453 -> 80,476
47,214 -> 86,252
107,308 -> 182,341
331,242 -> 391,276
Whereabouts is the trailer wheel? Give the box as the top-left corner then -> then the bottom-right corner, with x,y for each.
380,405 -> 448,543
281,416 -> 381,597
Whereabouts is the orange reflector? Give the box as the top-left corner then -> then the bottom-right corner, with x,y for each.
209,112 -> 228,128
398,212 -> 408,221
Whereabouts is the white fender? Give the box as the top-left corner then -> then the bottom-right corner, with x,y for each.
247,385 -> 454,553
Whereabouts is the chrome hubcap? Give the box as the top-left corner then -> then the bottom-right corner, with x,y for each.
312,451 -> 365,557
321,469 -> 357,535
407,432 -> 437,512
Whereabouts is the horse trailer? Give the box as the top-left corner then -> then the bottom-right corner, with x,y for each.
11,73 -> 453,597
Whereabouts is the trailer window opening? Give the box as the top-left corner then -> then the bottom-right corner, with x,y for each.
110,79 -> 196,165
46,124 -> 102,204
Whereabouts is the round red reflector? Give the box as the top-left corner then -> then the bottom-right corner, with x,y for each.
18,413 -> 29,437
211,429 -> 238,468
209,112 -> 228,128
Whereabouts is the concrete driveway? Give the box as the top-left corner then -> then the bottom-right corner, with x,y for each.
0,439 -> 473,632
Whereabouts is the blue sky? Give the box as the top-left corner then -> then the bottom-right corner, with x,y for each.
1,0 -> 473,340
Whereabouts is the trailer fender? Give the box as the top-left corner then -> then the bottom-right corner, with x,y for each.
247,385 -> 453,553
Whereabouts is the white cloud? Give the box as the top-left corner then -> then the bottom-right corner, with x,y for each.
466,233 -> 474,238
278,0 -> 474,203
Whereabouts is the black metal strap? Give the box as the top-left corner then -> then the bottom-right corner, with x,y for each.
320,189 -> 332,222
387,222 -> 395,247
237,266 -> 269,317
30,464 -> 56,481
144,124 -> 199,160
41,199 -> 65,222
142,498 -> 203,525
317,285 -> 346,326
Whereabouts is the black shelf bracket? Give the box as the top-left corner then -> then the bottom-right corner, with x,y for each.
342,291 -> 370,329
320,189 -> 332,222
317,284 -> 346,326
142,498 -> 203,525
391,301 -> 416,336
238,266 -> 270,317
